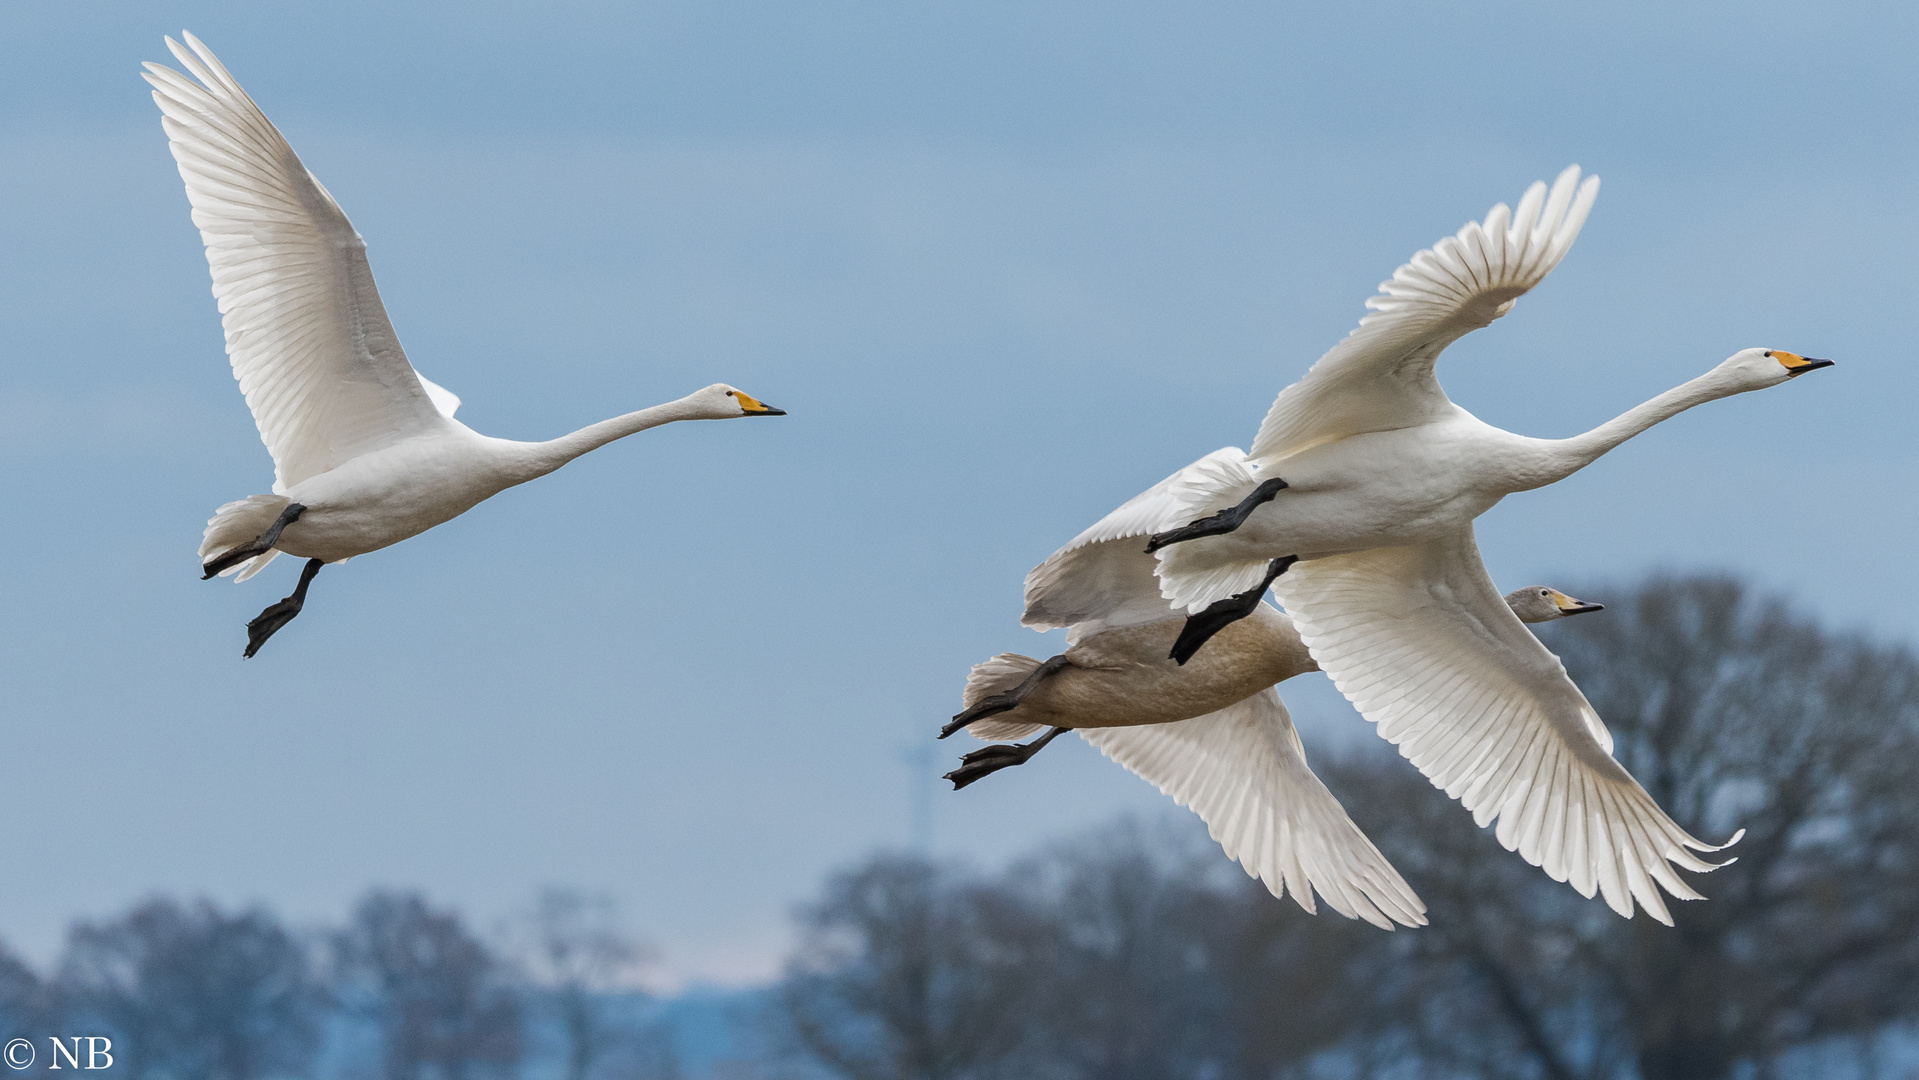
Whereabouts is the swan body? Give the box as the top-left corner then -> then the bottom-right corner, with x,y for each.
201,391 -> 757,567
1080,167 -> 1828,921
145,34 -> 785,653
1147,167 -> 1829,612
974,604 -> 1312,732
968,591 -> 1587,741
951,453 -> 1603,930
1156,352 -> 1822,603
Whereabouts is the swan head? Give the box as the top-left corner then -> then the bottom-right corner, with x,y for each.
1711,348 -> 1835,392
1503,586 -> 1604,623
690,383 -> 787,419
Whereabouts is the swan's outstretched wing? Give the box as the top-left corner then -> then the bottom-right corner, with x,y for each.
1024,448 -> 1255,639
1272,527 -> 1736,924
1081,689 -> 1426,929
144,33 -> 450,493
1249,166 -> 1599,467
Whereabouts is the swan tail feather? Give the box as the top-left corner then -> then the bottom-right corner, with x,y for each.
960,653 -> 1049,742
200,494 -> 291,581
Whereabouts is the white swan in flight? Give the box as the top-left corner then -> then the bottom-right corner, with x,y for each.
1098,167 -> 1825,920
144,34 -> 786,656
1146,166 -> 1829,646
939,454 -> 1604,929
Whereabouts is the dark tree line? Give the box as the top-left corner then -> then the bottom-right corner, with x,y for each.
772,823 -> 1408,1080
775,576 -> 1919,1080
0,888 -> 668,1080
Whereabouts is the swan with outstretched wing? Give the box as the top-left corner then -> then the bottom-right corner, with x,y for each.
146,33 -> 786,656
1036,167 -> 1828,920
941,454 -> 1609,927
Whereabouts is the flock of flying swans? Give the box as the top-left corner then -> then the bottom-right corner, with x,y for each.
947,167 -> 1828,925
146,34 -> 1831,927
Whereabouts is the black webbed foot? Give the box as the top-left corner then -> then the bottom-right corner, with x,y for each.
944,727 -> 1071,790
1169,555 -> 1298,665
940,654 -> 1071,739
1145,478 -> 1287,553
244,558 -> 323,658
203,502 -> 307,579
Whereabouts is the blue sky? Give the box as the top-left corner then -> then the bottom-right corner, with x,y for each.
0,0 -> 1909,983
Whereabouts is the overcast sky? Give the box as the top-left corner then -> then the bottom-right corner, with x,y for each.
0,0 -> 1908,984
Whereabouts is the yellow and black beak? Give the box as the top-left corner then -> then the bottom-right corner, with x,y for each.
1550,590 -> 1604,617
1769,351 -> 1835,377
734,391 -> 787,416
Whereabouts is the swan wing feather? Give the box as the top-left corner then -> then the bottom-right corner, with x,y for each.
1272,526 -> 1734,924
415,373 -> 462,419
1248,166 -> 1600,466
1080,688 -> 1426,929
144,32 -> 449,493
1023,448 -> 1253,636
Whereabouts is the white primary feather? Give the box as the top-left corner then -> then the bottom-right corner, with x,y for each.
143,32 -> 452,495
1271,527 -> 1736,924
1081,689 -> 1426,929
1249,165 -> 1599,467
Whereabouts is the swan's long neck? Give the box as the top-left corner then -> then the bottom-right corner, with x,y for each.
503,396 -> 711,482
1520,372 -> 1732,490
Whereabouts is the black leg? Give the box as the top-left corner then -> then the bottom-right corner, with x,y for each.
940,654 -> 1071,739
1145,478 -> 1287,553
944,727 -> 1072,790
243,558 -> 323,658
203,502 -> 307,579
1169,556 -> 1297,665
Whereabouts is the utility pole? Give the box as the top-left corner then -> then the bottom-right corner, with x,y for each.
898,742 -> 937,855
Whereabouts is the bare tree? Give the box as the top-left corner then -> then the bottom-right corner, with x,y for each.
334,890 -> 524,1080
1001,819 -> 1377,1080
56,897 -> 323,1080
1002,822 -> 1235,1080
774,824 -> 1382,1080
517,888 -> 657,1080
1205,861 -> 1397,1080
1318,746 -> 1629,1080
1322,575 -> 1919,1080
776,854 -> 1044,1080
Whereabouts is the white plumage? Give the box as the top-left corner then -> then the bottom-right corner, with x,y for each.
1248,168 -> 1598,468
1082,690 -> 1426,929
1271,533 -> 1735,924
953,455 -> 1617,928
145,33 -> 785,653
1058,167 -> 1828,921
1024,448 -> 1256,641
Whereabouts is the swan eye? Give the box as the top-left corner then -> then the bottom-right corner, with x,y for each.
724,390 -> 736,396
